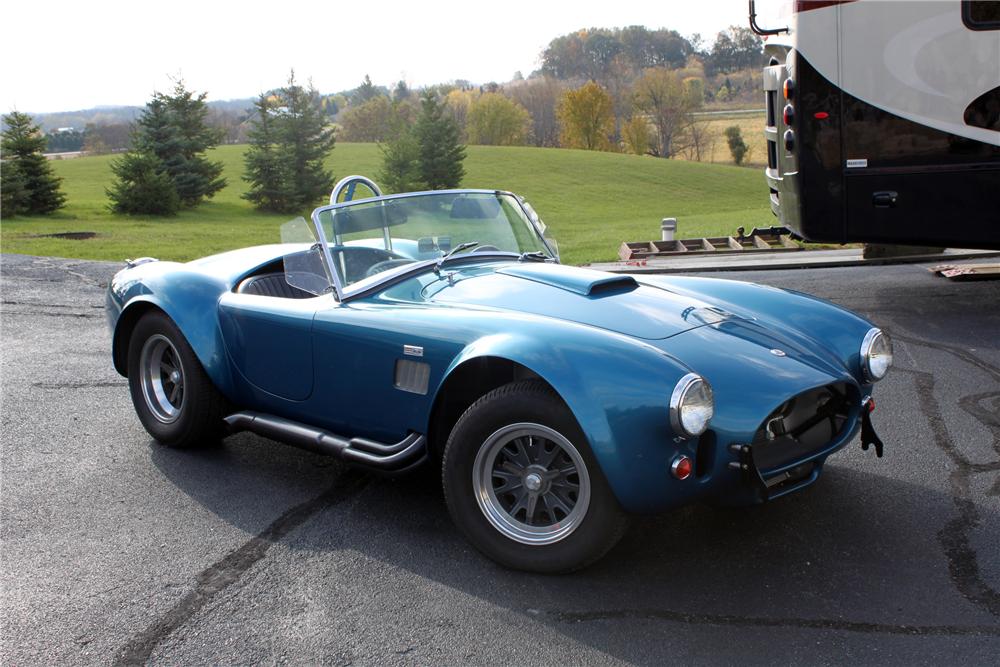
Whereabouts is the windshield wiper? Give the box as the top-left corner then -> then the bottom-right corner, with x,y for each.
519,251 -> 549,262
434,241 -> 479,274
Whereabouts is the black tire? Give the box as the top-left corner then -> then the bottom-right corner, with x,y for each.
442,380 -> 628,573
127,310 -> 227,448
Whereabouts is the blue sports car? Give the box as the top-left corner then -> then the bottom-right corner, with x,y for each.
107,176 -> 892,573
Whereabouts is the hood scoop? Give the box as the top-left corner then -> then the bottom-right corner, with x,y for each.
497,264 -> 637,296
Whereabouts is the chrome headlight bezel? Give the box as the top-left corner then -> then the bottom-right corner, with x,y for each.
860,327 -> 892,383
669,373 -> 714,439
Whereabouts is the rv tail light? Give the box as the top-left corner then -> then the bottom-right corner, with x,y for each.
814,111 -> 830,120
783,104 -> 795,126
783,78 -> 795,100
783,129 -> 795,151
671,455 -> 693,480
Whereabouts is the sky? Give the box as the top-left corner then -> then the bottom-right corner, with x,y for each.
2,0 -> 768,114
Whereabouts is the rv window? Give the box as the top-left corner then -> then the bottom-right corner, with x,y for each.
962,1 -> 1000,30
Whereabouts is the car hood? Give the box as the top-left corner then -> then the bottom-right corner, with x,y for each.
423,262 -> 741,340
658,317 -> 858,434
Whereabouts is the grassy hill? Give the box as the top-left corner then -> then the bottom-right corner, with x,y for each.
1,143 -> 774,266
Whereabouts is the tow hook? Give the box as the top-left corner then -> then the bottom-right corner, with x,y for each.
860,396 -> 884,458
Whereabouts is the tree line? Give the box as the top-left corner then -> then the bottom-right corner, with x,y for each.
2,23 -> 763,219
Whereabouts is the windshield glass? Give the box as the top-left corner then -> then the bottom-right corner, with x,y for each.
312,191 -> 550,289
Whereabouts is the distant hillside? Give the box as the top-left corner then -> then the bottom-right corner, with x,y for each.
31,98 -> 258,132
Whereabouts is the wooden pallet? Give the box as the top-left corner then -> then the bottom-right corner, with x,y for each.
928,263 -> 1000,281
619,231 -> 800,261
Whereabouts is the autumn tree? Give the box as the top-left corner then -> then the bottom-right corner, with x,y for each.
444,89 -> 476,136
557,81 -> 615,151
509,78 -> 564,147
339,96 -> 412,142
704,27 -> 763,76
465,93 -> 532,146
1,111 -> 66,216
621,115 -> 651,155
632,68 -> 701,157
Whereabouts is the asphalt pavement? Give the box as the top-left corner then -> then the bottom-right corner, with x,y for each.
2,253 -> 998,665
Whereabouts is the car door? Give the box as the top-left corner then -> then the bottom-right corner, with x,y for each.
217,291 -> 321,402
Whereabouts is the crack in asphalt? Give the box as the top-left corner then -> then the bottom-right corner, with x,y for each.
32,380 -> 127,389
1,300 -> 104,310
550,609 -> 1000,636
1,308 -> 101,319
113,471 -> 369,666
895,362 -> 1000,618
893,333 -> 1000,382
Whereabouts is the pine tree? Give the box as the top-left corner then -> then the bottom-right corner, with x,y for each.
413,91 -> 465,190
1,111 -> 67,216
242,94 -> 289,212
107,81 -> 225,215
378,128 -> 423,194
106,152 -> 180,215
241,74 -> 336,213
281,77 -> 336,210
161,82 -> 226,205
1,159 -> 28,216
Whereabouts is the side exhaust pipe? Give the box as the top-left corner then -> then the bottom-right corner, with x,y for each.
224,411 -> 426,474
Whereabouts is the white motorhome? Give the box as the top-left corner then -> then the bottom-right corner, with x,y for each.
753,0 -> 999,247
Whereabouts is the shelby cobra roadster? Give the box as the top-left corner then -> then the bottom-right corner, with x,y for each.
107,176 -> 891,573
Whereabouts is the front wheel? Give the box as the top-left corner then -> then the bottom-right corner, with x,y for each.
443,381 -> 628,573
127,311 -> 226,448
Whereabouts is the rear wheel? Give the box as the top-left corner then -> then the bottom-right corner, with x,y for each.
443,380 -> 628,573
127,311 -> 226,448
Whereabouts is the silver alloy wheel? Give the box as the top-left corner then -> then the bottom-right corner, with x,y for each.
472,422 -> 591,545
139,334 -> 185,424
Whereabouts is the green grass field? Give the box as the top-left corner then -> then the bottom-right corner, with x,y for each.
1,143 -> 774,266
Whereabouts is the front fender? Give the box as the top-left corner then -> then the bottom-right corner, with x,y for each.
435,323 -> 702,513
108,262 -> 237,400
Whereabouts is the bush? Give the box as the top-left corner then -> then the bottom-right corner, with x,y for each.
724,125 -> 748,165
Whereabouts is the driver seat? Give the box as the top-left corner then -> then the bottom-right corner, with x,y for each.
236,273 -> 313,299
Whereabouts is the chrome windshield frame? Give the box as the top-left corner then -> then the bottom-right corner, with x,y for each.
308,188 -> 557,301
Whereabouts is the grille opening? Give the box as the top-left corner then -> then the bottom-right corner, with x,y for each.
695,431 -> 716,478
752,383 -> 856,472
766,91 -> 777,126
767,141 -> 778,169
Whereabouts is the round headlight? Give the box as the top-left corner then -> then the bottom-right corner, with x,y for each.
670,373 -> 714,438
861,328 -> 892,382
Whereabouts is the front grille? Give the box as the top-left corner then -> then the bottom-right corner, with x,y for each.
752,383 -> 856,472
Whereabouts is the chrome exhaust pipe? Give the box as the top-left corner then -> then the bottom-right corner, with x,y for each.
224,411 -> 426,473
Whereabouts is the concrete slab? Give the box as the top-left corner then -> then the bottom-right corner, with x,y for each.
588,247 -> 1000,274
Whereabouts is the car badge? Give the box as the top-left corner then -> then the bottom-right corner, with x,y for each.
403,345 -> 424,357
770,348 -> 787,357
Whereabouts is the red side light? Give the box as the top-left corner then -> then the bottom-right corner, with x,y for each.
783,104 -> 795,126
814,111 -> 830,120
867,397 -> 876,413
671,456 -> 693,480
783,129 -> 795,152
